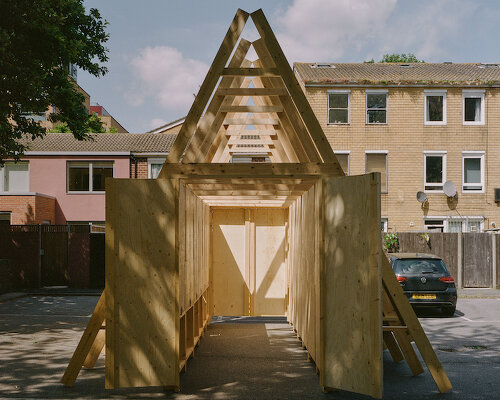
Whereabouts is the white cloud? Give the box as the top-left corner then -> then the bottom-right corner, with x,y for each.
275,0 -> 476,62
150,118 -> 167,129
276,0 -> 398,62
128,46 -> 208,111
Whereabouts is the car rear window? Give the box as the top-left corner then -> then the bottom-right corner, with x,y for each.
393,258 -> 448,275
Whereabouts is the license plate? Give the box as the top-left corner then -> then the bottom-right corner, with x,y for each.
412,294 -> 436,299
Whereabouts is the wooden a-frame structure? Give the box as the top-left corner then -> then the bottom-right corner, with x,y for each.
62,9 -> 451,399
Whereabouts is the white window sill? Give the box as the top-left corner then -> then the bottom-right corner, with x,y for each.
424,190 -> 444,194
461,189 -> 484,194
463,121 -> 485,126
424,121 -> 446,126
366,123 -> 388,126
327,123 -> 350,126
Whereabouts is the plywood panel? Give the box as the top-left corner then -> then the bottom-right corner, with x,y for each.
105,179 -> 179,389
212,209 -> 247,315
322,173 -> 382,398
254,209 -> 286,316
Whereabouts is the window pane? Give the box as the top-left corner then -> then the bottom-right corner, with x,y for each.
464,97 -> 481,121
366,153 -> 387,192
329,93 -> 348,108
0,213 -> 11,225
427,96 -> 443,121
329,109 -> 348,124
426,156 -> 443,184
367,94 -> 386,109
151,164 -> 163,179
367,110 -> 386,123
464,158 -> 481,183
448,221 -> 463,233
335,154 -> 349,175
69,166 -> 89,191
4,162 -> 29,192
467,220 -> 481,232
92,165 -> 113,191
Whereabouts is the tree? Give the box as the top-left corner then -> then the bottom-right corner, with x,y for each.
0,0 -> 109,162
379,53 -> 424,63
86,113 -> 106,133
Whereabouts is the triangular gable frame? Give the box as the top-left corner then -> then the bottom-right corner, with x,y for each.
62,9 -> 451,399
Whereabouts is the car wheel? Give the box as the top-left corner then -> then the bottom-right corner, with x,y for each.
442,306 -> 456,317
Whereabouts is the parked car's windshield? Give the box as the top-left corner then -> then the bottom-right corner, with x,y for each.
393,258 -> 448,275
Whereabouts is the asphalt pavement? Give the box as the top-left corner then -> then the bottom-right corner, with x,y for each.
0,295 -> 498,399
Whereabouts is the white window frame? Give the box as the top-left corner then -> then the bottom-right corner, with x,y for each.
366,89 -> 388,125
423,151 -> 447,192
424,90 -> 447,125
462,90 -> 485,125
446,216 -> 484,233
423,217 -> 446,232
462,151 -> 485,193
334,150 -> 350,175
0,161 -> 30,193
148,158 -> 166,179
327,90 -> 350,125
365,150 -> 388,193
67,161 -> 114,194
381,217 -> 388,232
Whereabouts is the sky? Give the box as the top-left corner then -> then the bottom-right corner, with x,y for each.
79,0 -> 500,133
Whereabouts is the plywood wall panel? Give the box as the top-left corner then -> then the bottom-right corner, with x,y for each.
321,173 -> 382,398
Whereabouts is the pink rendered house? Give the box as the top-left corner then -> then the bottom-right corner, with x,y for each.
0,133 -> 174,226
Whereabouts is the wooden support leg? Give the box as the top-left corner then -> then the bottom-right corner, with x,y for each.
382,258 -> 452,393
61,292 -> 106,387
83,327 -> 105,369
393,330 -> 424,376
383,331 -> 404,363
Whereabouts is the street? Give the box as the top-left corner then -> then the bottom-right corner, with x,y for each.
0,296 -> 498,399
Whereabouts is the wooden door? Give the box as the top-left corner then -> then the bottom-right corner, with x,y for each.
463,233 -> 491,287
212,209 -> 247,316
211,208 -> 286,316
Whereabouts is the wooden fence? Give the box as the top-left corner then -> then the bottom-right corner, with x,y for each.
392,232 -> 499,289
0,225 -> 105,293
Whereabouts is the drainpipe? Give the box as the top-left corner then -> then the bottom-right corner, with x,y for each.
131,155 -> 138,178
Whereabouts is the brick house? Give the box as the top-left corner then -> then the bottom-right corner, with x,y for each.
294,62 -> 500,232
0,133 -> 174,226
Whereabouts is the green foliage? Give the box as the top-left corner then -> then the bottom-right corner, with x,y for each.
86,113 -> 105,133
107,126 -> 118,133
0,0 -> 109,161
379,53 -> 424,63
384,233 -> 399,252
48,123 -> 71,133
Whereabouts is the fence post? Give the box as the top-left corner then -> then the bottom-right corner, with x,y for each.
492,234 -> 497,289
457,233 -> 463,289
38,224 -> 42,288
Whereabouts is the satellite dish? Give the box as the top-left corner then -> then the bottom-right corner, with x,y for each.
416,191 -> 428,203
443,181 -> 457,198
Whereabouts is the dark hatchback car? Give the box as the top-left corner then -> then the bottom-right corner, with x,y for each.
388,253 -> 457,316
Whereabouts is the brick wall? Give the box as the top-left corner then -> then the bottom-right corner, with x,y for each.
0,195 -> 56,224
302,84 -> 500,232
130,157 -> 148,179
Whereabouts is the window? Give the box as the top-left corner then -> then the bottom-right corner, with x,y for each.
381,218 -> 388,232
67,161 -> 113,193
462,152 -> 484,192
334,151 -> 349,175
366,151 -> 388,193
148,158 -> 166,179
0,212 -> 11,225
424,219 -> 444,232
463,90 -> 485,125
448,218 -> 483,233
424,90 -> 446,125
424,151 -> 446,191
230,154 -> 271,163
0,162 -> 29,192
328,90 -> 350,124
366,90 -> 387,124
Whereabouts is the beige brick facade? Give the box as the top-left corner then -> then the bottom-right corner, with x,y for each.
301,83 -> 500,232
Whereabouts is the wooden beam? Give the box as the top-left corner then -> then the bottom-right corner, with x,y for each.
220,105 -> 283,113
225,129 -> 278,136
61,292 -> 106,387
382,257 -> 452,393
159,9 -> 249,167
228,137 -> 274,145
223,117 -> 280,125
181,44 -> 253,163
160,162 -> 343,178
83,326 -> 105,369
229,147 -> 272,154
216,88 -> 288,96
251,9 -> 340,166
221,67 -> 280,76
